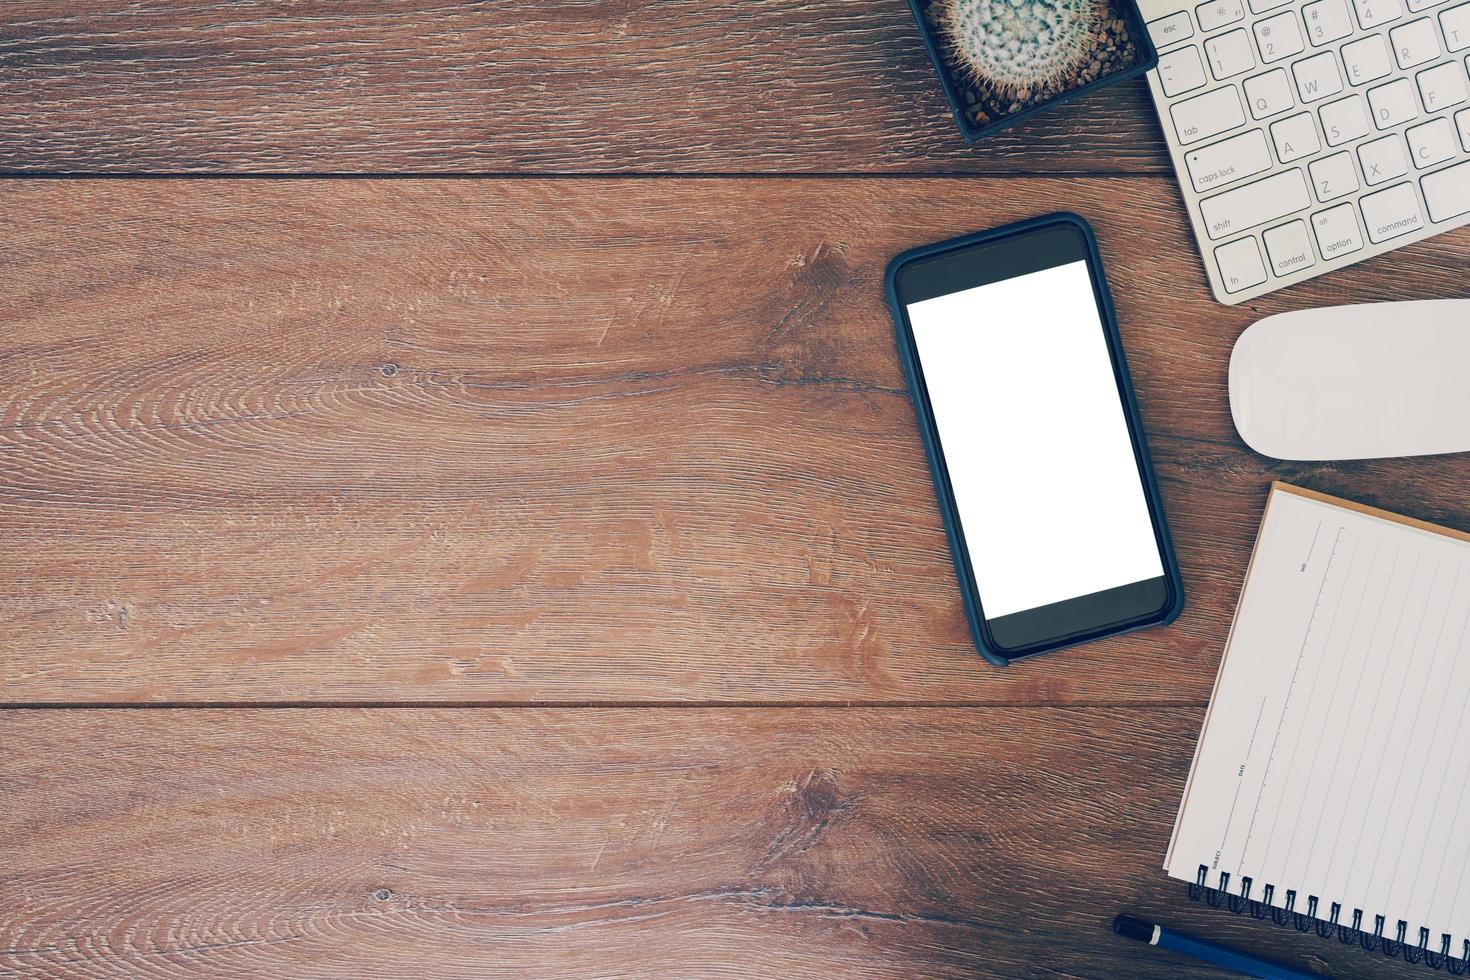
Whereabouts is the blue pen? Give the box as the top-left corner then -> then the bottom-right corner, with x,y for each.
1113,914 -> 1324,979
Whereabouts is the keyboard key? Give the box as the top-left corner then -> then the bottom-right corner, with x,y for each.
1359,133 -> 1411,182
1390,18 -> 1441,66
1310,151 -> 1362,200
1353,0 -> 1405,27
1341,35 -> 1394,84
1207,29 -> 1256,77
1214,237 -> 1269,291
1264,220 -> 1318,274
1200,168 -> 1312,238
1246,68 -> 1297,117
1369,77 -> 1419,127
1255,12 -> 1306,61
1186,129 -> 1275,191
1417,62 -> 1469,111
1293,51 -> 1345,101
1443,3 -> 1470,49
1407,117 -> 1459,165
1172,86 -> 1248,143
1198,0 -> 1247,30
1159,47 -> 1209,96
1304,0 -> 1356,42
1359,181 -> 1425,240
1320,94 -> 1372,144
1421,159 -> 1470,220
1271,112 -> 1322,160
1311,203 -> 1366,257
1145,0 -> 1468,301
1148,11 -> 1196,47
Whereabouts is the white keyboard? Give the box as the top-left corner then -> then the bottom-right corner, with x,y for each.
1139,0 -> 1470,303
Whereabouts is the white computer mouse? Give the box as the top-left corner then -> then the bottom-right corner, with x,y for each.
1229,299 -> 1470,461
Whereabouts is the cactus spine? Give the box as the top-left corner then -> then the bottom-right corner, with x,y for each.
937,0 -> 1097,99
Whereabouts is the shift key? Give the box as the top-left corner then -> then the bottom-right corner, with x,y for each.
1199,169 -> 1311,240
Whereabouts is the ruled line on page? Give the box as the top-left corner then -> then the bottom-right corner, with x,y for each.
1166,484 -> 1470,948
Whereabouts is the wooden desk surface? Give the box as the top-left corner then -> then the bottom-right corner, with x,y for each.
1,4 -> 1466,977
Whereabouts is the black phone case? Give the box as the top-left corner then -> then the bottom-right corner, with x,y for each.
885,212 -> 1184,666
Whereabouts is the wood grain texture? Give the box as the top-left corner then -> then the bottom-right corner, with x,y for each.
0,0 -> 1170,175
0,706 -> 1417,978
2,178 -> 1467,705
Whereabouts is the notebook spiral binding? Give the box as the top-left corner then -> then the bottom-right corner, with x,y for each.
1191,865 -> 1470,973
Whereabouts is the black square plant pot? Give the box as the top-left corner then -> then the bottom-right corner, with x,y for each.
907,0 -> 1160,143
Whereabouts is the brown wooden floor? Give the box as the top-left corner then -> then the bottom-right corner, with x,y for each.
1,4 -> 1466,978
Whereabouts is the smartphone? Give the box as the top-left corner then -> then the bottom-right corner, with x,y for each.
886,213 -> 1183,665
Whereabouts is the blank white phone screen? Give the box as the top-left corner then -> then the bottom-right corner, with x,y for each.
905,260 -> 1163,620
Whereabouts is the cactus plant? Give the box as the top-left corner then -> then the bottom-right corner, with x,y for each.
936,0 -> 1098,100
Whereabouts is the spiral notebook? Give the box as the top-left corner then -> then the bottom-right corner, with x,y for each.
1167,482 -> 1470,971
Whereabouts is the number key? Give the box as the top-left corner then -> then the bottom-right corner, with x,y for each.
1255,12 -> 1306,61
1207,29 -> 1256,78
1353,0 -> 1405,28
1303,0 -> 1355,43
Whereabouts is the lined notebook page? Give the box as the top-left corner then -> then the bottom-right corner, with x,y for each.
1167,483 -> 1470,942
